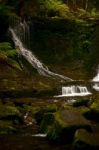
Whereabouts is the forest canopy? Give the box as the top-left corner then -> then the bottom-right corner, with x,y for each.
0,0 -> 99,20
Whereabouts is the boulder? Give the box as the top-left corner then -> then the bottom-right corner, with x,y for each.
74,128 -> 99,149
41,107 -> 91,143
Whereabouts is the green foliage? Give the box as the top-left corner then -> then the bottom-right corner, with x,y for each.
38,0 -> 71,18
5,50 -> 17,58
90,98 -> 99,114
0,120 -> 16,135
37,0 -> 99,20
74,129 -> 99,148
47,0 -> 70,17
0,42 -> 18,59
0,105 -> 20,117
40,113 -> 55,133
47,124 -> 60,141
77,8 -> 90,19
0,42 -> 13,51
90,8 -> 99,18
0,4 -> 16,17
0,42 -> 21,71
0,0 -> 99,20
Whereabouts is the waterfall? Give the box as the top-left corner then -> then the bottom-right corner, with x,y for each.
92,66 -> 99,82
55,85 -> 91,97
92,71 -> 99,82
92,67 -> 99,91
9,20 -> 73,81
93,83 -> 99,91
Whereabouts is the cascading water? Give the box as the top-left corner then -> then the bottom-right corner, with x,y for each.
55,85 -> 91,97
93,83 -> 99,91
92,67 -> 99,91
9,20 -> 73,81
92,71 -> 99,82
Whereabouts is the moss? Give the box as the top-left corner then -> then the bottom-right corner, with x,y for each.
0,105 -> 20,118
40,113 -> 54,132
33,104 -> 57,124
64,104 -> 90,118
0,42 -> 13,51
0,52 -> 21,71
0,42 -> 18,60
90,99 -> 99,113
87,98 -> 99,121
22,104 -> 33,112
45,104 -> 58,112
54,112 -> 66,128
0,120 -> 17,134
73,129 -> 99,149
38,81 -> 52,90
0,42 -> 22,71
5,101 -> 15,107
47,124 -> 60,142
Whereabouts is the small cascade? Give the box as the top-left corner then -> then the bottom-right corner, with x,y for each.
92,73 -> 99,82
92,66 -> 99,82
55,85 -> 91,97
93,83 -> 99,91
92,67 -> 99,91
9,20 -> 73,81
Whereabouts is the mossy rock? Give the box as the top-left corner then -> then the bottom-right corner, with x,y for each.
0,120 -> 17,135
0,52 -> 21,71
0,42 -> 18,60
0,105 -> 20,118
64,104 -> 90,118
34,104 -> 57,124
74,106 -> 91,119
90,99 -> 99,113
22,104 -> 34,113
73,129 -> 99,149
41,108 -> 91,143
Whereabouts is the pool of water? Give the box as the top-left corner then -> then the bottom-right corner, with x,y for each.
0,134 -> 73,150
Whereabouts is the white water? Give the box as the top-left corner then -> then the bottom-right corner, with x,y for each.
9,22 -> 73,81
93,83 -> 99,91
92,72 -> 99,82
55,86 -> 91,97
92,68 -> 99,91
92,66 -> 99,82
32,134 -> 47,137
